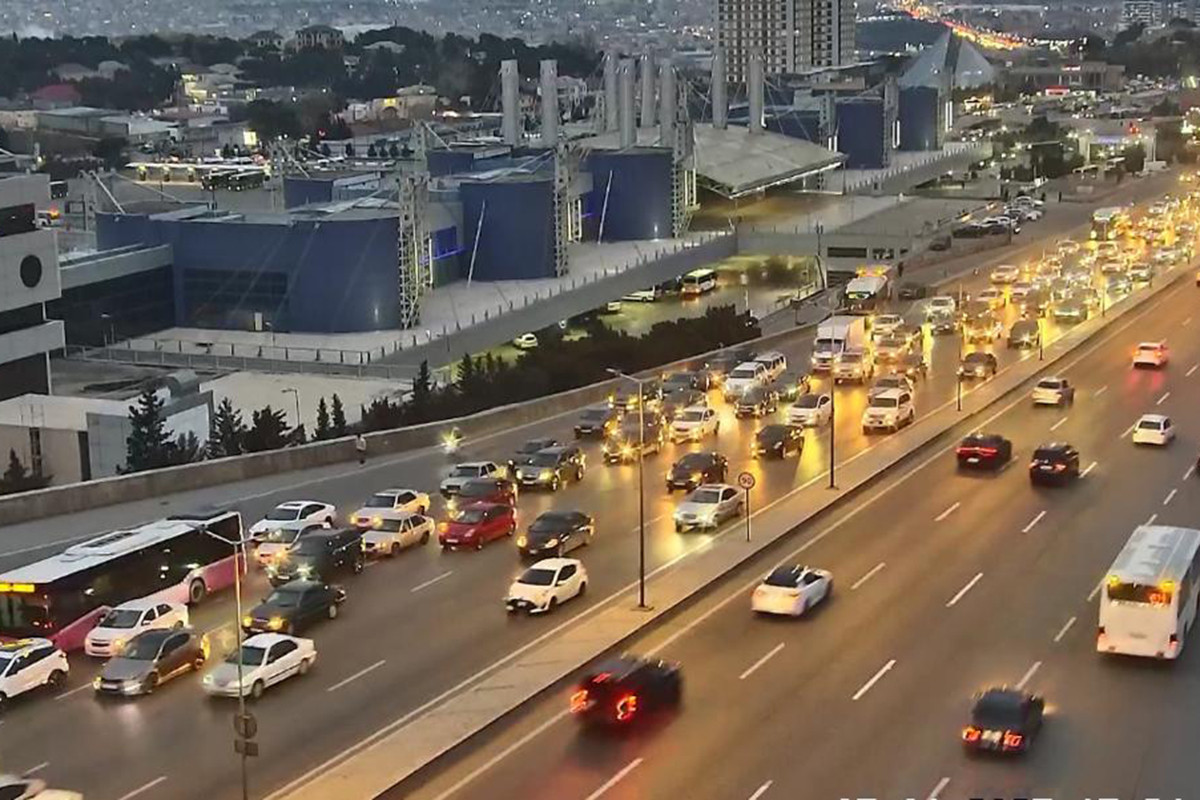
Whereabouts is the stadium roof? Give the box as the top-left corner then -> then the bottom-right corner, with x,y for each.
900,31 -> 996,90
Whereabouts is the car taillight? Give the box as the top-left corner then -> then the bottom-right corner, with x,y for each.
1002,731 -> 1024,749
962,726 -> 981,742
570,689 -> 589,713
615,694 -> 638,722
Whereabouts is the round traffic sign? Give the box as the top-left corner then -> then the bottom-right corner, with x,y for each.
233,711 -> 258,739
737,471 -> 756,490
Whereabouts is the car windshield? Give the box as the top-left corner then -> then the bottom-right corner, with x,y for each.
1033,449 -> 1066,461
262,527 -> 303,544
581,408 -> 608,421
0,653 -> 11,673
1138,344 -> 1160,352
526,453 -> 560,467
293,538 -> 331,556
265,507 -> 302,521
794,395 -> 823,408
1037,380 -> 1063,389
519,568 -> 556,586
871,397 -> 899,408
876,379 -> 901,389
99,608 -> 143,629
363,494 -> 397,508
730,368 -> 758,380
1138,419 -> 1163,430
764,567 -> 802,588
678,409 -> 706,421
965,353 -> 988,363
691,489 -> 722,504
450,507 -> 487,524
1107,581 -> 1172,604
228,645 -> 267,667
264,589 -> 303,608
676,454 -> 710,469
972,696 -> 1025,728
530,514 -> 571,533
451,466 -> 481,478
122,635 -> 166,661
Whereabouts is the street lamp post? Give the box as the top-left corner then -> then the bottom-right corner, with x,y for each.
282,388 -> 301,429
607,369 -> 648,610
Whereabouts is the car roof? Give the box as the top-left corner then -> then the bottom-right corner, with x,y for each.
455,461 -> 495,468
276,500 -> 319,509
536,445 -> 575,456
372,488 -> 414,497
130,627 -> 176,646
1034,441 -> 1074,454
0,637 -> 55,655
975,687 -> 1028,707
963,432 -> 1003,442
695,483 -> 734,492
109,597 -> 168,611
272,579 -> 325,592
524,557 -> 582,571
363,508 -> 421,520
586,655 -> 654,680
1137,340 -> 1165,347
872,388 -> 906,400
242,632 -> 311,648
964,351 -> 992,359
758,424 -> 793,435
1138,413 -> 1169,423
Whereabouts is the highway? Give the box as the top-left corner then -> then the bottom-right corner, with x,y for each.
400,265 -> 1200,799
0,177 -> 1186,800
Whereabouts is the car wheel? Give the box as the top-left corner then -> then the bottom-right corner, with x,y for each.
188,579 -> 207,605
475,538 -> 484,551
576,467 -> 584,482
173,620 -> 184,630
328,603 -> 339,620
578,581 -> 587,597
48,669 -> 66,688
250,680 -> 265,700
298,658 -> 312,676
144,672 -> 159,694
390,542 -> 401,557
675,523 -> 683,533
546,597 -> 558,613
193,655 -> 206,671
324,516 -> 334,526
420,530 -> 430,545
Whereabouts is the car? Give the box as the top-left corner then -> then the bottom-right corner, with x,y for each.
1099,258 -> 1126,276
448,477 -> 518,510
574,405 -> 621,439
610,382 -> 662,412
266,528 -> 364,587
438,502 -> 516,550
440,462 -> 502,497
666,451 -> 728,492
93,628 -> 206,696
661,389 -> 708,422
1053,299 -> 1087,323
958,351 -> 998,380
772,370 -> 812,402
243,581 -> 346,635
1153,247 -> 1178,266
623,287 -> 661,302
512,333 -> 538,350
926,296 -> 957,316
872,314 -> 904,338
252,522 -> 328,568
673,483 -> 743,531
517,510 -> 594,558
1095,241 -> 1120,260
203,633 -> 317,699
704,355 -> 741,388
360,510 -> 434,557
84,600 -> 189,658
832,349 -> 873,384
787,393 -> 832,427
569,655 -> 682,726
962,688 -> 1044,754
1009,281 -> 1034,302
1017,290 -> 1049,317
753,424 -> 804,458
862,388 -> 915,434
0,775 -> 81,800
0,638 -> 68,709
963,314 -> 1002,343
348,488 -> 429,527
956,433 -> 1013,470
978,287 -> 1006,310
662,369 -> 711,393
869,374 -> 914,400
1132,414 -> 1175,446
929,233 -> 952,251
734,387 -> 779,418
898,281 -> 928,300
893,351 -> 929,380
1011,194 -> 1044,210
670,405 -> 721,441
1132,340 -> 1169,368
1056,239 -> 1080,256
873,335 -> 910,363
504,558 -> 588,614
1029,442 -> 1080,486
928,309 -> 957,335
1031,377 -> 1074,406
507,437 -> 561,471
751,564 -> 833,616
1105,274 -> 1132,297
512,445 -> 586,490
989,264 -> 1020,284
1007,319 -> 1040,349
250,501 -> 336,538
1128,262 -> 1153,282
723,361 -> 770,399
953,221 -> 988,238
603,418 -> 665,463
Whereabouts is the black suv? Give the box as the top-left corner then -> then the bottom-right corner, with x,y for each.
512,445 -> 586,490
570,656 -> 682,727
508,437 -> 559,470
603,419 -> 665,463
753,424 -> 804,459
574,406 -> 621,439
666,451 -> 728,492
243,580 -> 347,634
519,510 -> 595,558
963,687 -> 1044,754
663,370 -> 710,393
1029,442 -> 1080,486
267,528 -> 364,587
734,387 -> 780,418
958,351 -> 999,379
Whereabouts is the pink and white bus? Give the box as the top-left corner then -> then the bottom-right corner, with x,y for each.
0,510 -> 244,652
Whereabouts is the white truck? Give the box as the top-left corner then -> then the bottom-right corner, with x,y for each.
811,315 -> 867,372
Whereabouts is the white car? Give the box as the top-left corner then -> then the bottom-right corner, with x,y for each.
0,638 -> 68,708
990,265 -> 1020,284
84,599 -> 189,658
868,374 -> 914,400
1010,282 -> 1033,302
862,388 -> 915,433
832,350 -> 873,384
751,564 -> 833,616
252,522 -> 326,568
350,488 -> 430,526
1056,240 -> 1080,256
787,393 -> 832,427
513,333 -> 538,350
504,558 -> 588,614
249,501 -> 336,538
1132,414 -> 1175,446
926,296 -> 957,316
1132,341 -> 1169,368
1095,241 -> 1120,260
1031,377 -> 1075,406
0,776 -> 81,800
978,287 -> 1006,309
674,483 -> 743,532
440,462 -> 501,497
670,406 -> 720,443
872,314 -> 904,338
360,510 -> 434,557
202,633 -> 316,699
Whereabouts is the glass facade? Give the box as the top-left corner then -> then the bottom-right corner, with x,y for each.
49,268 -> 175,347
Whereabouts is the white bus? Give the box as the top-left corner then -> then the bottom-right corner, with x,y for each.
681,268 -> 717,296
1098,524 -> 1200,660
1091,206 -> 1129,241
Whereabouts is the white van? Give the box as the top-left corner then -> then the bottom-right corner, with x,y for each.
723,361 -> 768,399
753,351 -> 788,382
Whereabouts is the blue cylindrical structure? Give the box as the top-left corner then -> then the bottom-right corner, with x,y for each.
586,148 -> 673,241
460,178 -> 556,280
836,98 -> 887,169
898,86 -> 941,151
427,149 -> 477,177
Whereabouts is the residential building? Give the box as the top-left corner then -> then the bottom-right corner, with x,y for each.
294,24 -> 345,50
247,30 -> 283,50
716,0 -> 856,83
1121,0 -> 1162,26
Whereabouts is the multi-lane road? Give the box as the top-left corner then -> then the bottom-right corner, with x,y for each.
0,177 -> 1191,800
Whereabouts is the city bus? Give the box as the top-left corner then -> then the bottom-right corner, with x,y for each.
680,268 -> 717,296
844,265 -> 894,316
228,170 -> 266,191
1091,206 -> 1129,241
200,169 -> 236,191
1097,524 -> 1200,660
0,510 -> 244,651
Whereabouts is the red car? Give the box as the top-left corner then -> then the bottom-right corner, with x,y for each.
438,502 -> 517,550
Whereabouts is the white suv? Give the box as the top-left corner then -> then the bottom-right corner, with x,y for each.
0,638 -> 69,708
862,388 -> 915,433
440,462 -> 501,497
990,265 -> 1020,284
723,362 -> 768,399
1032,377 -> 1074,406
670,406 -> 720,443
1132,341 -> 1169,368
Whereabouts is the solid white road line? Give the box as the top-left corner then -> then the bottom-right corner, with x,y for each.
851,659 -> 896,701
1054,616 -> 1077,643
1147,513 -> 1159,526
326,659 -> 386,693
1094,384 -> 1109,396
946,572 -> 984,608
429,711 -> 570,800
1164,488 -> 1178,506
1082,460 -> 1098,477
1185,464 -> 1196,480
1050,416 -> 1069,431
927,777 -> 951,800
584,758 -> 644,800
739,643 -> 786,681
1188,364 -> 1199,377
54,683 -> 92,701
1021,510 -> 1047,534
748,780 -> 773,800
23,762 -> 48,776
934,502 -> 960,522
115,777 -> 168,800
1121,423 -> 1136,438
411,571 -> 454,593
851,562 -> 886,591
1016,660 -> 1042,691
1157,391 -> 1172,406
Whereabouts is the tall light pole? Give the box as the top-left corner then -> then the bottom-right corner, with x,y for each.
282,388 -> 301,429
607,369 -> 648,609
828,340 -> 841,490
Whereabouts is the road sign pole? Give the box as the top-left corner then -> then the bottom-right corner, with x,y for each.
737,471 -> 756,542
744,487 -> 752,542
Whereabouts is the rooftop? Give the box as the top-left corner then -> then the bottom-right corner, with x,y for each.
0,393 -> 134,432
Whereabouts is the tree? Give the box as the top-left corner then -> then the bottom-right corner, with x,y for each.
1114,23 -> 1145,48
388,142 -> 400,158
367,143 -> 378,158
208,397 -> 246,458
92,137 -> 128,170
244,405 -> 289,452
171,431 -> 204,464
125,388 -> 173,472
330,394 -> 347,436
408,361 -> 433,422
244,99 -> 302,141
1122,143 -> 1146,174
344,142 -> 355,158
3,448 -> 27,485
315,396 -> 332,440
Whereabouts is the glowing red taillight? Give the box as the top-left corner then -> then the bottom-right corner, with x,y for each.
1002,731 -> 1024,749
615,694 -> 639,722
962,726 -> 981,742
570,689 -> 589,714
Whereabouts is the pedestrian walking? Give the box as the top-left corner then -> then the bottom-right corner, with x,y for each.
355,433 -> 367,465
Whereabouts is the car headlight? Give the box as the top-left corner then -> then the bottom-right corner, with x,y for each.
544,538 -> 560,548
268,616 -> 284,630
242,615 -> 253,628
621,445 -> 634,457
517,536 -> 527,547
297,565 -> 313,578
92,676 -> 102,689
203,674 -> 214,685
539,469 -> 553,481
112,638 -> 126,654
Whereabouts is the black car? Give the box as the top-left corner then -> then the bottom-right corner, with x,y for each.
267,528 -> 364,586
956,433 -> 1013,470
1029,442 -> 1081,486
963,688 -> 1044,754
929,233 -> 952,251
518,510 -> 594,558
753,424 -> 804,458
735,387 -> 779,418
243,580 -> 346,634
603,418 -> 665,463
928,311 -> 957,336
574,405 -> 620,439
512,445 -> 586,490
958,351 -> 999,379
898,281 -> 928,300
610,382 -> 662,412
1007,320 -> 1040,349
705,355 -> 741,388
570,655 -> 682,727
772,370 -> 812,402
661,389 -> 707,421
508,437 -> 560,470
663,370 -> 710,393
666,451 -> 728,492
893,351 -> 928,380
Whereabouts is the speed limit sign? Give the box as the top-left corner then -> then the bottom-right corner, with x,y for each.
737,471 -> 756,490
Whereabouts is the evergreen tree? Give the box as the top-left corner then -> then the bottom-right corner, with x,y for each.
125,388 -> 172,472
367,143 -> 378,158
245,405 -> 289,452
344,142 -> 355,158
409,360 -> 433,422
171,431 -> 204,464
330,394 -> 348,437
3,449 -> 27,485
208,397 -> 246,458
456,352 -> 476,392
315,396 -> 331,440
388,142 -> 400,158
